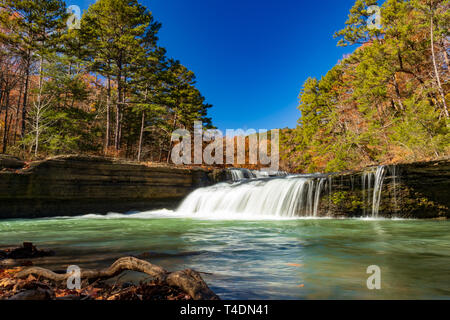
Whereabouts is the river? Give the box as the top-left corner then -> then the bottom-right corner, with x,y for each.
0,212 -> 448,299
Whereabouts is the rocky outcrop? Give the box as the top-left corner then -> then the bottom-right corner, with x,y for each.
0,155 -> 214,219
0,155 -> 25,169
317,159 -> 450,218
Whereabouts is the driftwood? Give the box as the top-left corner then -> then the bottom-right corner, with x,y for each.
14,256 -> 219,300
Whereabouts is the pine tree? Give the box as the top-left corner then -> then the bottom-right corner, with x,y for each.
80,0 -> 161,152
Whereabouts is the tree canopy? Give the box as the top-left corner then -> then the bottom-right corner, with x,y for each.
281,0 -> 449,173
0,0 -> 213,161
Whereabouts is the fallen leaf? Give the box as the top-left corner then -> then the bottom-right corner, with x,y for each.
287,263 -> 303,267
26,275 -> 37,282
0,278 -> 15,288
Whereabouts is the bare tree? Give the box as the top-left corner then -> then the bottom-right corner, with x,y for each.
27,85 -> 54,157
430,0 -> 449,118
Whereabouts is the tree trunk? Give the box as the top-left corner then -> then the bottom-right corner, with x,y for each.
6,104 -> 14,148
105,75 -> 111,154
393,74 -> 404,111
0,89 -> 5,152
114,104 -> 121,151
114,70 -> 122,151
34,125 -> 39,157
2,92 -> 10,153
430,6 -> 449,118
13,82 -> 23,145
34,56 -> 45,157
166,114 -> 177,164
138,111 -> 145,162
21,59 -> 30,138
118,109 -> 123,150
119,74 -> 127,150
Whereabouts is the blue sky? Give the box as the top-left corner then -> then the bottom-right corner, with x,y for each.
77,0 -> 357,132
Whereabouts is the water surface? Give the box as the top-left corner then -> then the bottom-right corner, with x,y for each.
0,213 -> 448,299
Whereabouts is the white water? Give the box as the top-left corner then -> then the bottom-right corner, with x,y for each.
56,166 -> 393,221
313,178 -> 326,217
61,166 -> 390,220
178,174 -> 327,218
229,168 -> 254,181
362,165 -> 387,217
178,166 -> 390,219
372,166 -> 386,217
229,168 -> 287,181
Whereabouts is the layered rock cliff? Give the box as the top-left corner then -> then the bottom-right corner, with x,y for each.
0,155 -> 214,219
318,159 -> 450,218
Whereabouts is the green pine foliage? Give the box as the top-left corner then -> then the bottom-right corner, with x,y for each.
281,0 -> 449,173
0,0 -> 213,161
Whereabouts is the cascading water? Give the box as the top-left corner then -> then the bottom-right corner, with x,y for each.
177,175 -> 327,218
178,165 -> 389,219
229,168 -> 287,181
372,166 -> 386,217
313,178 -> 326,217
389,165 -> 399,213
229,168 -> 251,181
361,165 -> 386,217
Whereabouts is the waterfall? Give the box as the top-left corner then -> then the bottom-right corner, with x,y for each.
178,175 -> 326,218
361,166 -> 386,217
229,168 -> 255,181
372,166 -> 386,217
229,168 -> 287,181
313,178 -> 326,217
389,165 -> 399,213
230,169 -> 244,181
178,165 -> 389,219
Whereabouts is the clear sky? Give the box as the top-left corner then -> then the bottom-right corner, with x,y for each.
77,0 -> 357,132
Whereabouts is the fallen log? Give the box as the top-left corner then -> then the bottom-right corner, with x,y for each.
14,256 -> 219,300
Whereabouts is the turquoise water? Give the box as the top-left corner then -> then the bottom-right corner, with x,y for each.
0,213 -> 449,299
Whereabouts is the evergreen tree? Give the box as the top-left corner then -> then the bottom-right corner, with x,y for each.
80,0 -> 161,152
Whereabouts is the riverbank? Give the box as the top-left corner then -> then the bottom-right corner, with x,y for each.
0,243 -> 219,300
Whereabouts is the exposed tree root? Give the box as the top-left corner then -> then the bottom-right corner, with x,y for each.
14,256 -> 219,300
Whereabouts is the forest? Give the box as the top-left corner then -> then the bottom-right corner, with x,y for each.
281,0 -> 449,173
0,0 -> 213,162
0,0 -> 449,172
